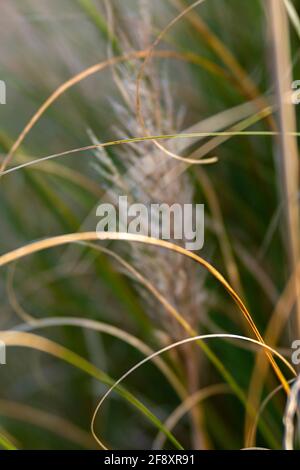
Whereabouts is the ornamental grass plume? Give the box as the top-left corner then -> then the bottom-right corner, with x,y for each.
93,2 -> 209,448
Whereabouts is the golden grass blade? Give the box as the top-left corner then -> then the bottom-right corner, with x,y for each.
140,139 -> 217,165
0,48 -> 222,175
6,240 -> 278,445
0,232 -> 294,393
91,333 -> 295,449
3,236 -> 266,435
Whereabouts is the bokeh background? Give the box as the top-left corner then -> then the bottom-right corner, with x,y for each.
0,0 -> 300,450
